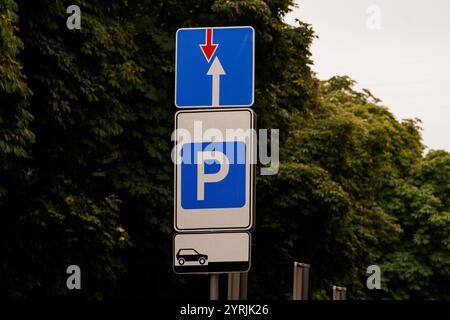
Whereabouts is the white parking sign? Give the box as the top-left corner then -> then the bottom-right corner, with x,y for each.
173,232 -> 251,274
174,108 -> 256,232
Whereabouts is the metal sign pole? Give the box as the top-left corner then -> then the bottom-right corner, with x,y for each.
332,286 -> 347,300
239,272 -> 248,300
210,274 -> 220,300
293,262 -> 310,300
227,273 -> 241,300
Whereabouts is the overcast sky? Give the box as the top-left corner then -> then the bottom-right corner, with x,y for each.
285,0 -> 450,151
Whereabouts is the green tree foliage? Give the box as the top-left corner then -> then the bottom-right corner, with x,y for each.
0,0 -> 34,187
381,149 -> 450,299
255,75 -> 448,299
0,0 -> 448,299
1,0 -> 132,298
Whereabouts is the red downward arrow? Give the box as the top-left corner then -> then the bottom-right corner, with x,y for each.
200,28 -> 218,62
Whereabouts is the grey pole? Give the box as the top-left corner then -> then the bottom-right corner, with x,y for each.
332,286 -> 347,300
227,273 -> 241,300
239,272 -> 248,300
293,262 -> 310,300
210,274 -> 219,300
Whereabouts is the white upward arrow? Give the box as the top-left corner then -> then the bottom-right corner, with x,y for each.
207,57 -> 226,107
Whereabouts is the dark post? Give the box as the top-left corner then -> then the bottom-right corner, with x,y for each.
227,273 -> 241,300
332,286 -> 347,300
293,262 -> 310,300
210,274 -> 219,300
239,272 -> 248,300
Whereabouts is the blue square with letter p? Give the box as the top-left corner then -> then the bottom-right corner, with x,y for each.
181,142 -> 246,209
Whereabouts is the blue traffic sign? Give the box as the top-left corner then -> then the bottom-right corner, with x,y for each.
181,142 -> 246,209
175,26 -> 254,108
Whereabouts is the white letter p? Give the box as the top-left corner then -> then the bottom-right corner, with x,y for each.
197,151 -> 229,201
